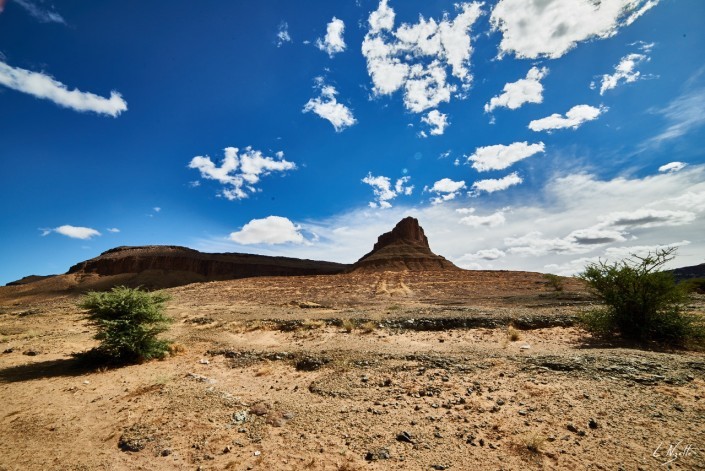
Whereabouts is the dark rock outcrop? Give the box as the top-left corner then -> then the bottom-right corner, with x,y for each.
669,262 -> 705,282
67,246 -> 349,288
352,217 -> 458,272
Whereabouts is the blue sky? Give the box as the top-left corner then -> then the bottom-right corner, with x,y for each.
1,0 -> 704,285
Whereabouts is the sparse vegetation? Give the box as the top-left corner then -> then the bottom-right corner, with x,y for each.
78,286 -> 172,364
360,321 -> 378,334
522,432 -> 546,453
507,325 -> 521,342
579,248 -> 705,348
681,277 -> 705,294
340,318 -> 355,333
543,273 -> 564,292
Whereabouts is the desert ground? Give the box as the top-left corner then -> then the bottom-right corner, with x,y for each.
1,270 -> 703,470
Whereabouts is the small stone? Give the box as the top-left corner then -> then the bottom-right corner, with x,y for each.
2,348 -> 13,354
496,399 -> 505,406
223,446 -> 232,453
588,418 -> 598,429
518,410 -> 527,416
396,431 -> 414,444
253,450 -> 261,457
431,465 -> 448,470
567,423 -> 579,434
361,375 -> 369,383
161,449 -> 172,457
199,359 -> 209,364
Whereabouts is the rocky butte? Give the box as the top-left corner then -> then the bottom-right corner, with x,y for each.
352,216 -> 458,272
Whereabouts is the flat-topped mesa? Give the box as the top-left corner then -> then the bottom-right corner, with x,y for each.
352,217 -> 459,272
65,245 -> 349,288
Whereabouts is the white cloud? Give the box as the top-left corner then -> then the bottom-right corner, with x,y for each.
647,86 -> 705,146
106,228 -> 120,233
0,60 -> 127,117
457,208 -> 506,227
458,248 -> 507,263
276,22 -> 292,47
13,0 -> 65,23
363,173 -> 413,208
468,141 -> 545,172
229,216 -> 306,245
303,80 -> 357,132
316,17 -> 346,57
153,207 -> 161,213
421,110 -> 448,136
428,178 -> 466,204
598,46 -> 651,95
529,104 -> 605,132
470,172 -> 523,194
362,0 -> 483,125
658,162 -> 687,173
189,146 -> 296,200
197,165 -> 705,276
490,0 -> 659,59
600,208 -> 696,229
42,225 -> 101,240
484,66 -> 548,113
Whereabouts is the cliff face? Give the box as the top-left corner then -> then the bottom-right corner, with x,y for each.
68,246 -> 349,281
352,217 -> 458,272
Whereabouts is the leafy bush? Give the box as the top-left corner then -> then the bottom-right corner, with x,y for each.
543,273 -> 564,292
579,248 -> 704,348
79,286 -> 172,363
680,277 -> 705,294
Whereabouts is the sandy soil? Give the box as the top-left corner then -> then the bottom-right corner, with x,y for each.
0,270 -> 703,470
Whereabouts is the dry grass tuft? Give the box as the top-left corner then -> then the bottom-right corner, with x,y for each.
255,363 -> 273,377
507,325 -> 521,342
168,343 -> 186,355
359,321 -> 378,334
340,319 -> 355,333
522,432 -> 546,453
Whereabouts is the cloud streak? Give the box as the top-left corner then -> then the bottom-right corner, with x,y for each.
0,61 -> 127,117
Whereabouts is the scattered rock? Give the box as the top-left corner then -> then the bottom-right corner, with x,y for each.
588,418 -> 598,429
396,431 -> 414,444
232,410 -> 249,425
186,372 -> 216,384
366,448 -> 390,461
23,350 -> 38,356
161,449 -> 172,457
295,355 -> 331,371
2,348 -> 14,354
118,424 -> 155,452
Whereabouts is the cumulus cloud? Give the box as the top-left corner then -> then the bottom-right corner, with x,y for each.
490,0 -> 659,59
361,0 -> 483,128
0,61 -> 127,117
658,162 -> 687,173
276,22 -> 292,47
189,146 -> 296,200
427,178 -> 466,204
316,17 -> 346,57
106,228 -> 120,233
484,66 -> 548,113
470,172 -> 523,195
13,0 -> 65,23
420,110 -> 448,136
598,45 -> 652,95
229,216 -> 306,245
458,248 -> 507,262
529,104 -> 605,132
457,208 -> 506,227
303,79 -> 357,132
468,141 -> 545,172
42,225 -> 101,240
362,173 -> 413,208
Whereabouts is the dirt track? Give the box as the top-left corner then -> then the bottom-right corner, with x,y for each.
1,270 -> 703,470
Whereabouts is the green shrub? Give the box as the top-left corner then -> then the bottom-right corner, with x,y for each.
79,286 -> 172,363
579,248 -> 705,348
680,278 -> 705,294
543,273 -> 564,292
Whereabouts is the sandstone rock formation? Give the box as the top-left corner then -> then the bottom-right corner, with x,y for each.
64,246 -> 349,289
352,217 -> 458,271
